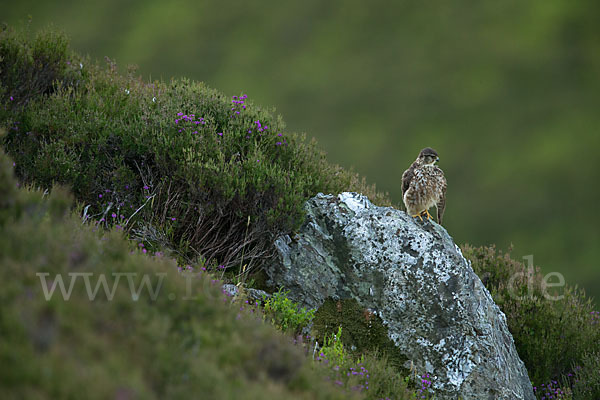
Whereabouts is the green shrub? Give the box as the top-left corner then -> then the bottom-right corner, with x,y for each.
0,23 -> 77,109
0,24 -> 390,278
462,244 -> 600,396
320,326 -> 346,367
262,288 -> 315,333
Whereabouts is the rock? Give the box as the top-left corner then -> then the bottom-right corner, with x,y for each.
221,283 -> 270,302
266,192 -> 534,400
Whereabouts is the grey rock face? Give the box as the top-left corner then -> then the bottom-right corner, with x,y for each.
266,192 -> 534,400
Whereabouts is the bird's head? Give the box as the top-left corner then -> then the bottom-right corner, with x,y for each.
417,147 -> 439,166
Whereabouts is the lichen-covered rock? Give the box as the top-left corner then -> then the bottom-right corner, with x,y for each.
266,192 -> 534,400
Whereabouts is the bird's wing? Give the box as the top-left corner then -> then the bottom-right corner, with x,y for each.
437,171 -> 447,225
401,167 -> 413,199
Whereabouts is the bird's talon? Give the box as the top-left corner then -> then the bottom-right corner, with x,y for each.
412,213 -> 424,222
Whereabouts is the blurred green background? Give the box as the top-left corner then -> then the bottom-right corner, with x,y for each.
3,0 -> 599,302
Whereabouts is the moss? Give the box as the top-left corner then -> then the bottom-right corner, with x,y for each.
312,298 -> 408,374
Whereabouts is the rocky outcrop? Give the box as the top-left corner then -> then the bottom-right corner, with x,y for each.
265,192 -> 534,400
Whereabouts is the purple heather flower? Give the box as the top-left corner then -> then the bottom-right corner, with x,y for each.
177,112 -> 183,116
143,185 -> 149,190
99,194 -> 103,198
9,96 -> 14,101
111,213 -> 117,218
171,217 -> 177,221
217,132 -> 223,136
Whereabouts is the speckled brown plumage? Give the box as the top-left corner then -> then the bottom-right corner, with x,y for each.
402,147 -> 447,224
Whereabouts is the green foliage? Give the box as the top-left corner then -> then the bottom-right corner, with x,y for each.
0,142 -> 17,223
262,288 -> 315,333
0,24 -> 75,109
0,150 -> 360,400
0,24 -> 390,276
463,244 -> 600,397
320,326 -> 346,367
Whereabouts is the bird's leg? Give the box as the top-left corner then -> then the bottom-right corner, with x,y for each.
411,213 -> 424,222
420,210 -> 433,220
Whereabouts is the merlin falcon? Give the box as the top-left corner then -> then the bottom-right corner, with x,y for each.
402,147 -> 447,224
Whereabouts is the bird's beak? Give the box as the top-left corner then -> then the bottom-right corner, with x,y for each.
436,157 -> 440,162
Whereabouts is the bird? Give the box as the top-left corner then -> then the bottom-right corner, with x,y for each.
402,147 -> 447,224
